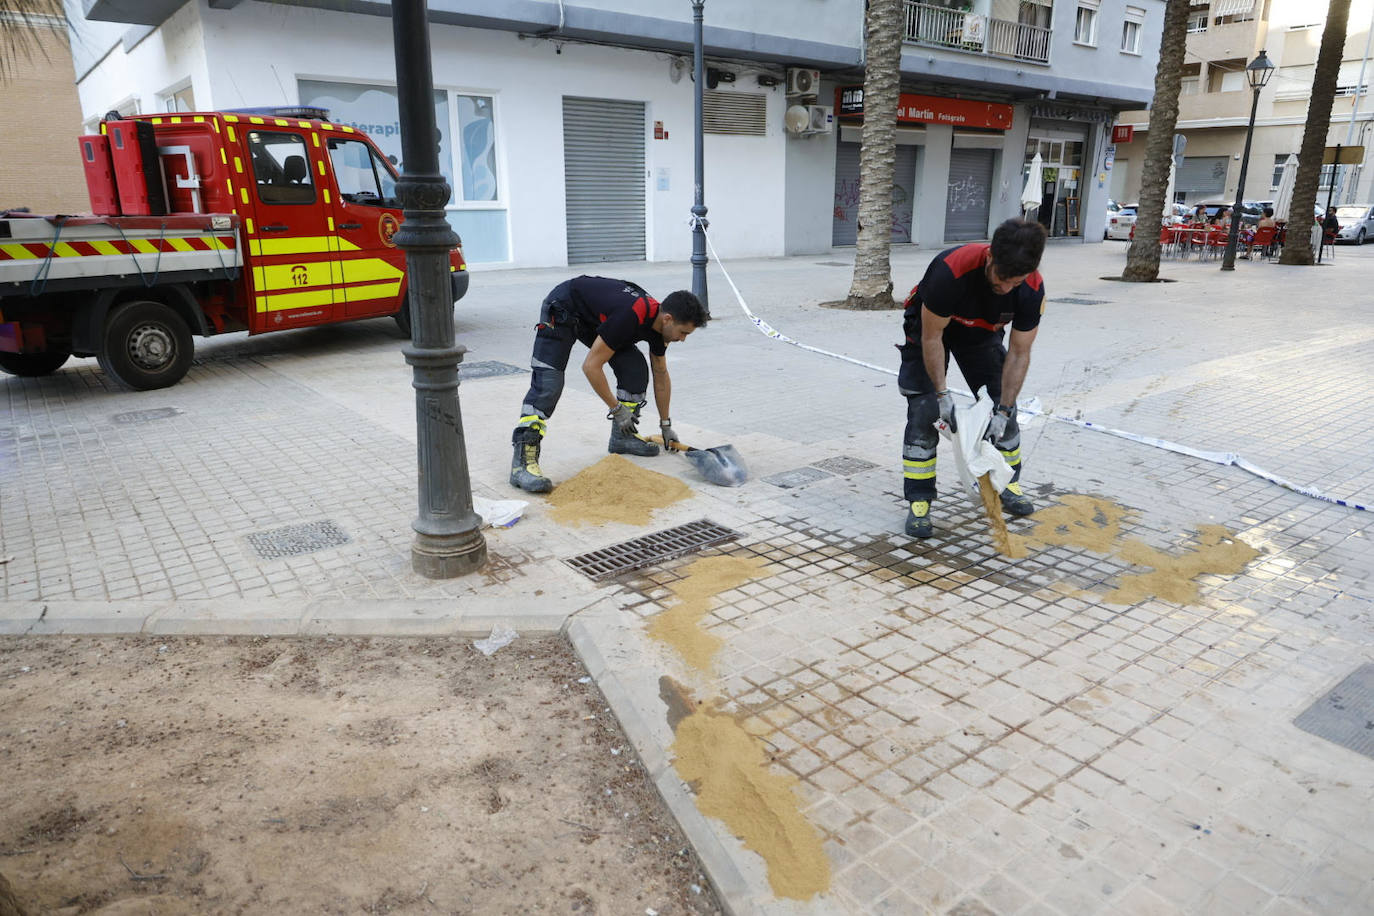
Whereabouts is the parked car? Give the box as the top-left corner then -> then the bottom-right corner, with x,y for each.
1103,199 -> 1120,239
1106,203 -> 1136,240
1333,204 -> 1374,243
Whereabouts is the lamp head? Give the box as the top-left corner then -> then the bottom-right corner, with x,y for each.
1247,49 -> 1275,89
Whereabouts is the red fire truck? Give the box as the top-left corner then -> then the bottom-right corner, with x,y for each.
0,106 -> 468,390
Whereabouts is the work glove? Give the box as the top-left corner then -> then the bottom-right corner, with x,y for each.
936,390 -> 957,432
608,403 -> 639,434
659,419 -> 681,451
988,404 -> 1015,443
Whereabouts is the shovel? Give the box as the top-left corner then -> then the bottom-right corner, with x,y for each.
649,436 -> 750,487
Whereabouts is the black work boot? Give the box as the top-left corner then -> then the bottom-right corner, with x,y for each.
509,429 -> 553,493
904,500 -> 933,539
607,403 -> 659,457
999,481 -> 1035,516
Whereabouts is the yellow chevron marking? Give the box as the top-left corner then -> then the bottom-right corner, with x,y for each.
91,240 -> 121,256
343,281 -> 402,301
263,287 -> 335,311
53,243 -> 82,257
254,294 -> 267,312
247,236 -> 360,257
342,257 -> 405,283
167,238 -> 195,252
0,244 -> 38,259
256,261 -> 335,291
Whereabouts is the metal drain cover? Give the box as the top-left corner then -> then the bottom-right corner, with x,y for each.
111,407 -> 182,425
1053,297 -> 1110,306
764,466 -> 833,489
1294,663 -> 1374,760
247,520 -> 351,560
460,360 -> 525,380
811,455 -> 879,476
566,519 -> 740,581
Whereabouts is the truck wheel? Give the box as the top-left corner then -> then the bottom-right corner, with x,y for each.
393,299 -> 413,337
98,300 -> 194,391
0,351 -> 70,377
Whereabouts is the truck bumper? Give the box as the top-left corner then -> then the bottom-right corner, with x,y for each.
451,269 -> 469,304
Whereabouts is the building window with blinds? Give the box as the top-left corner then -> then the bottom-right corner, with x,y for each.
1121,6 -> 1145,54
1074,1 -> 1099,46
1213,0 -> 1257,26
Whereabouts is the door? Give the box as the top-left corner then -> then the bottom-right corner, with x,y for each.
833,141 -> 919,245
242,126 -> 338,326
324,134 -> 409,318
946,148 -> 995,241
563,97 -> 646,264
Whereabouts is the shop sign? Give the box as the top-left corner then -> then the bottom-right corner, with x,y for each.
1112,124 -> 1134,143
837,87 -> 1013,130
1031,102 -> 1115,124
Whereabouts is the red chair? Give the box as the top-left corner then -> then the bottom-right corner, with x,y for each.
1248,226 -> 1275,259
1206,228 -> 1229,259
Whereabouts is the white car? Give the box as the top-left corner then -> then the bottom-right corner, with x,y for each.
1106,204 -> 1136,240
1333,204 -> 1374,244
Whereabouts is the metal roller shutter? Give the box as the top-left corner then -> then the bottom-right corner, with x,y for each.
1176,156 -> 1228,197
563,97 -> 646,264
833,142 -> 920,246
945,148 -> 995,241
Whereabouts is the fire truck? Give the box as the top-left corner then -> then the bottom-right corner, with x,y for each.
0,106 -> 468,390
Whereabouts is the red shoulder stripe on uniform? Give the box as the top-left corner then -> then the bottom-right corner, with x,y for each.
646,297 -> 660,320
944,243 -> 990,279
1024,271 -> 1044,292
632,297 -> 647,323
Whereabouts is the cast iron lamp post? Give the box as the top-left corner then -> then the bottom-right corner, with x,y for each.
1221,49 -> 1275,271
690,0 -> 709,307
391,0 -> 488,577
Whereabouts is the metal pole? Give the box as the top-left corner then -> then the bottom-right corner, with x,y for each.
1342,3 -> 1374,203
1221,84 -> 1261,271
690,0 -> 709,308
391,0 -> 487,577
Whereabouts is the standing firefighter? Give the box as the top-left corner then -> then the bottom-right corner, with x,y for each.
509,276 -> 708,493
897,218 -> 1048,538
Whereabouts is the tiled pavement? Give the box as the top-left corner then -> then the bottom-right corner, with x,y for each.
4,241 -> 1373,914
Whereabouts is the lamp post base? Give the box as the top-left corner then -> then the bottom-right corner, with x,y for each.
412,529 -> 488,579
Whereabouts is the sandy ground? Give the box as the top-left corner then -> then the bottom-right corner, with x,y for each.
0,635 -> 723,915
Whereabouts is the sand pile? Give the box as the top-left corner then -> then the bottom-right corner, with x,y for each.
648,555 -> 770,672
547,454 -> 692,527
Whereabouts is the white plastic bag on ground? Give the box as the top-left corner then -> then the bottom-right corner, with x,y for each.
936,386 -> 1014,496
473,496 -> 526,528
473,624 -> 518,656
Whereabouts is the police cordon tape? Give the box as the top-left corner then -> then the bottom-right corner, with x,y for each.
695,219 -> 1369,513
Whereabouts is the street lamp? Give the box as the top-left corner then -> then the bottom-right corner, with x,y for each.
1221,49 -> 1275,271
391,0 -> 488,577
690,0 -> 709,308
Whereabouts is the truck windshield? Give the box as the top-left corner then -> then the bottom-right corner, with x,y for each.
327,138 -> 399,208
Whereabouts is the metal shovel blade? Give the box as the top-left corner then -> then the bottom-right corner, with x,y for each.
684,443 -> 750,487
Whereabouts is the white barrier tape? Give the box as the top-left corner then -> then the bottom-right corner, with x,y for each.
697,222 -> 1369,513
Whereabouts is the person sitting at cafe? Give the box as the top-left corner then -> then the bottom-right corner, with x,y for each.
1191,204 -> 1208,226
1257,207 -> 1277,229
1214,207 -> 1231,231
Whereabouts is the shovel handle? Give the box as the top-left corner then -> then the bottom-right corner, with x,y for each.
647,435 -> 692,452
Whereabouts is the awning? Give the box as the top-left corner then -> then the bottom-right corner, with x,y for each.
1212,0 -> 1256,16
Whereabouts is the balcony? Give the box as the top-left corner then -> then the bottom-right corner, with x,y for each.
904,1 -> 1052,65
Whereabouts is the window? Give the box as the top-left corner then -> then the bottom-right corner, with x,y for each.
1121,6 -> 1145,54
1075,1 -> 1099,46
455,95 -> 499,201
1271,154 -> 1289,189
1187,6 -> 1208,33
326,137 -> 398,207
162,85 -> 195,113
1335,61 -> 1371,97
1207,58 -> 1247,93
1213,0 -> 1257,25
247,131 -> 316,205
1181,63 -> 1202,96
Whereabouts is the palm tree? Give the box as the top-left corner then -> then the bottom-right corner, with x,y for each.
1,0 -> 67,82
1122,0 -> 1190,282
1280,0 -> 1352,265
842,0 -> 903,310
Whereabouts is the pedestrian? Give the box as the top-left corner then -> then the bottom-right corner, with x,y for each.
897,218 -> 1048,538
509,276 -> 709,493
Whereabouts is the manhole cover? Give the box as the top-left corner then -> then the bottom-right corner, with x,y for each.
111,407 -> 182,425
811,456 -> 880,476
764,467 -> 834,489
1053,297 -> 1110,306
460,360 -> 525,380
246,520 -> 351,560
814,261 -> 850,267
565,519 -> 740,581
1294,663 -> 1374,760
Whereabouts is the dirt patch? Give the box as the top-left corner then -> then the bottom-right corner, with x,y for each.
0,636 -> 722,915
548,454 -> 693,527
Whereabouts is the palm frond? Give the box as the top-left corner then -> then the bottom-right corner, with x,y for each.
0,0 -> 71,83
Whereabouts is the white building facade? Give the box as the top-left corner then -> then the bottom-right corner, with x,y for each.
70,0 -> 1161,267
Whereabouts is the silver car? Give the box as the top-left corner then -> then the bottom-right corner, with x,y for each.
1333,205 -> 1374,244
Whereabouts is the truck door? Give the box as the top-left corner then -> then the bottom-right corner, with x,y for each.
241,126 -> 338,327
322,134 -> 410,319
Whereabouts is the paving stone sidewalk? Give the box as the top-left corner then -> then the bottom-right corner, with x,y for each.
3,241 -> 1372,915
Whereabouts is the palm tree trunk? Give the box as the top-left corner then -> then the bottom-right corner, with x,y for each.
843,0 -> 903,310
0,0 -> 68,82
1122,0 -> 1191,282
1280,0 -> 1352,265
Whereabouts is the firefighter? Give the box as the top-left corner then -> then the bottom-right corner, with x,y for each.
509,276 -> 709,493
898,218 -> 1048,538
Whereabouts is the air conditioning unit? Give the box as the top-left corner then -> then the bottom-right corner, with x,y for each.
786,68 -> 820,97
807,105 -> 833,134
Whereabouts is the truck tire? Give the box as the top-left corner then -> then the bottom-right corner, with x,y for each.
0,351 -> 70,378
97,300 -> 194,391
393,298 -> 413,337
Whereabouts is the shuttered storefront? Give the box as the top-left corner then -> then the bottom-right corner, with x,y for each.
1176,156 -> 1228,199
563,97 -> 646,264
945,148 -> 995,241
832,141 -> 919,246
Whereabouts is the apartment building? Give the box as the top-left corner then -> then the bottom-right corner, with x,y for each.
1113,0 -> 1374,211
71,0 -> 1160,266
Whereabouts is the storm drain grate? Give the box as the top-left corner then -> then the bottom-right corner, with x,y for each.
1053,297 -> 1110,306
565,519 -> 740,581
811,455 -> 880,476
460,360 -> 525,380
247,520 -> 351,560
1293,663 -> 1374,760
111,407 -> 182,425
764,466 -> 834,489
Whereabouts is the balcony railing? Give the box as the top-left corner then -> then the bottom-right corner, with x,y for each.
903,1 -> 1052,65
